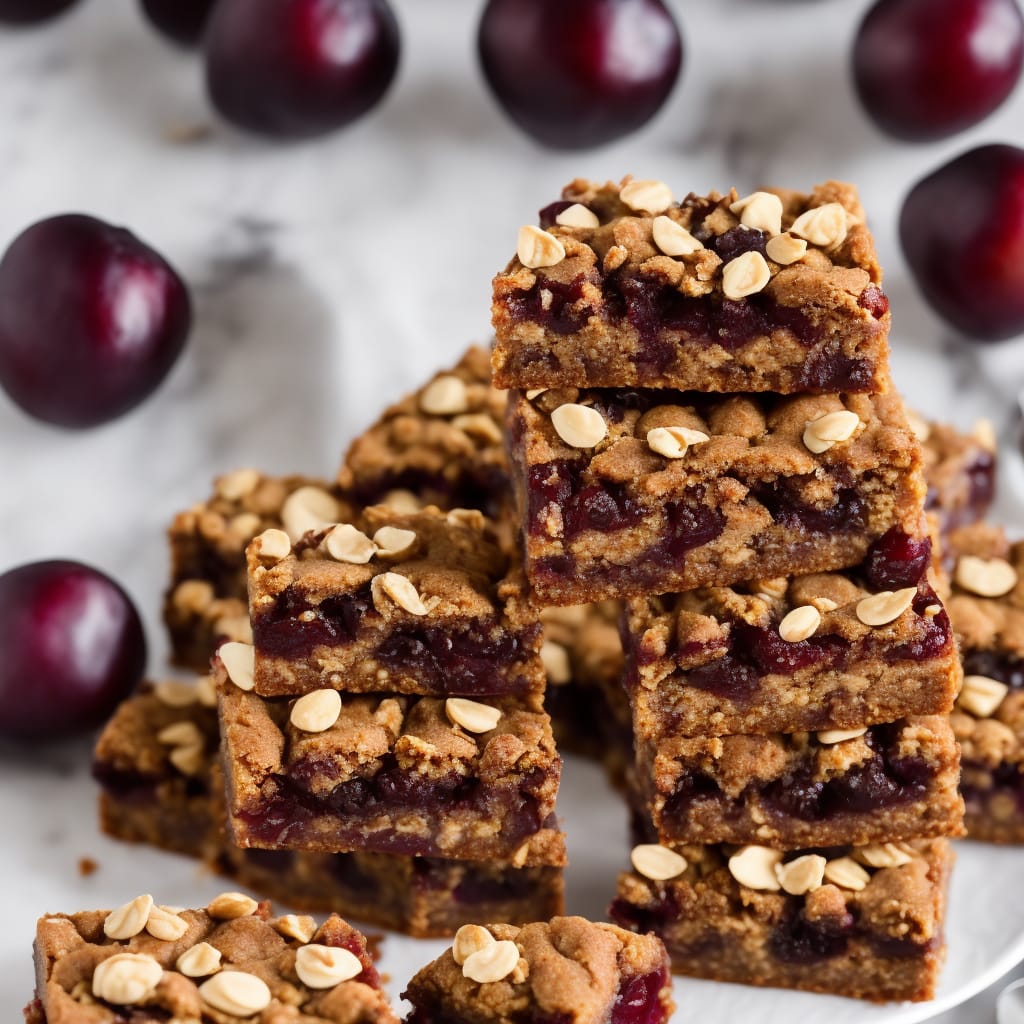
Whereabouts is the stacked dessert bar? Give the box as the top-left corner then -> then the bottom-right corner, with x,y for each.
492,176 -> 965,1001
96,349 -> 566,937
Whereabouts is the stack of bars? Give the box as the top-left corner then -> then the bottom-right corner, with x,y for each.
491,176 -> 966,1002
93,348 -> 568,939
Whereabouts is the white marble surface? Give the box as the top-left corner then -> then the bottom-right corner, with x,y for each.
1,0 -> 1023,1020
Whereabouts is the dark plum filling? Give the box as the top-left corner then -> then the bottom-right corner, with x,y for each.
962,649 -> 1024,689
507,274 -> 594,336
92,762 -> 209,803
453,869 -> 536,905
610,967 -> 671,1024
925,450 -> 996,532
665,723 -> 935,826
858,285 -> 890,319
254,583 -> 534,694
882,590 -> 952,662
237,762 -> 551,856
750,481 -> 867,535
538,200 -> 576,228
961,760 -> 1024,815
864,527 -> 932,590
710,226 -> 769,262
769,908 -> 854,964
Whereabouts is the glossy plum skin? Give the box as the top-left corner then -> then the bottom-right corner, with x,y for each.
203,0 -> 400,139
477,0 -> 683,149
139,0 -> 216,46
900,145 -> 1024,341
853,0 -> 1024,141
0,0 -> 80,24
0,214 -> 191,428
0,561 -> 146,740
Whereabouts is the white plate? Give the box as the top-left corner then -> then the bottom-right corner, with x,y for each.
4,747 -> 1024,1022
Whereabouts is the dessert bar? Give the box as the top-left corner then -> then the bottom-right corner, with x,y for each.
492,177 -> 890,393
24,897 -> 395,1024
218,657 -> 565,862
247,505 -> 543,697
946,523 -> 1024,842
166,470 -> 353,671
94,683 -> 563,937
338,345 -> 510,520
637,715 -> 963,848
915,414 -> 996,537
214,838 -> 564,940
610,837 -> 952,1003
624,525 -> 959,738
507,384 -> 924,604
93,679 -> 219,859
402,917 -> 674,1024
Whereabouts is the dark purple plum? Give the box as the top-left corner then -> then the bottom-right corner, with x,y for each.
0,0 -> 80,24
0,561 -> 146,740
853,0 -> 1023,141
203,0 -> 400,139
900,145 -> 1024,341
477,0 -> 683,149
139,0 -> 216,46
0,214 -> 191,428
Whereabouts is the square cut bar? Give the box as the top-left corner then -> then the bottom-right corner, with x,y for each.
24,899 -> 395,1024
492,177 -> 890,393
218,659 -> 565,863
624,524 -> 960,738
93,683 -> 564,938
166,471 -> 355,672
946,523 -> 1024,842
636,715 -> 964,849
402,917 -> 674,1024
916,415 -> 997,537
338,345 -> 510,520
610,838 -> 952,1003
93,680 -> 220,859
507,384 -> 924,605
248,504 -> 543,698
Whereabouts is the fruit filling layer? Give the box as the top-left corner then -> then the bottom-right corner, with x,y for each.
236,761 -> 553,858
662,723 -> 941,828
253,581 -> 539,695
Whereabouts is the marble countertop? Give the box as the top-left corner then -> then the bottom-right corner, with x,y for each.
1,1 -> 1023,1021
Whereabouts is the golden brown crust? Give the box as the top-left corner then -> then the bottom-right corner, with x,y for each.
337,345 -> 510,520
31,906 -> 396,1024
492,178 -> 889,392
624,524 -> 959,737
402,917 -> 673,1024
509,384 -> 925,605
249,505 -> 543,697
640,716 -> 964,848
218,663 -> 565,865
611,840 -> 953,1003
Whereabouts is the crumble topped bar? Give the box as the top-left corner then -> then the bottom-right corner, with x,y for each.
492,177 -> 890,393
915,415 -> 996,536
93,679 -> 219,859
946,522 -> 1024,842
508,383 -> 924,605
166,471 -> 354,672
402,916 -> 674,1024
247,504 -> 543,698
610,837 -> 952,1003
338,345 -> 510,520
638,715 -> 964,849
93,685 -> 564,937
625,524 -> 959,738
25,899 -> 396,1024
218,658 -> 565,863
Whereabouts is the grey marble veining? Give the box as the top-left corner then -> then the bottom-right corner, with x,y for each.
0,0 -> 1023,1019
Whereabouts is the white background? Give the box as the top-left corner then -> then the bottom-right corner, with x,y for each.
1,1 -> 1024,1020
